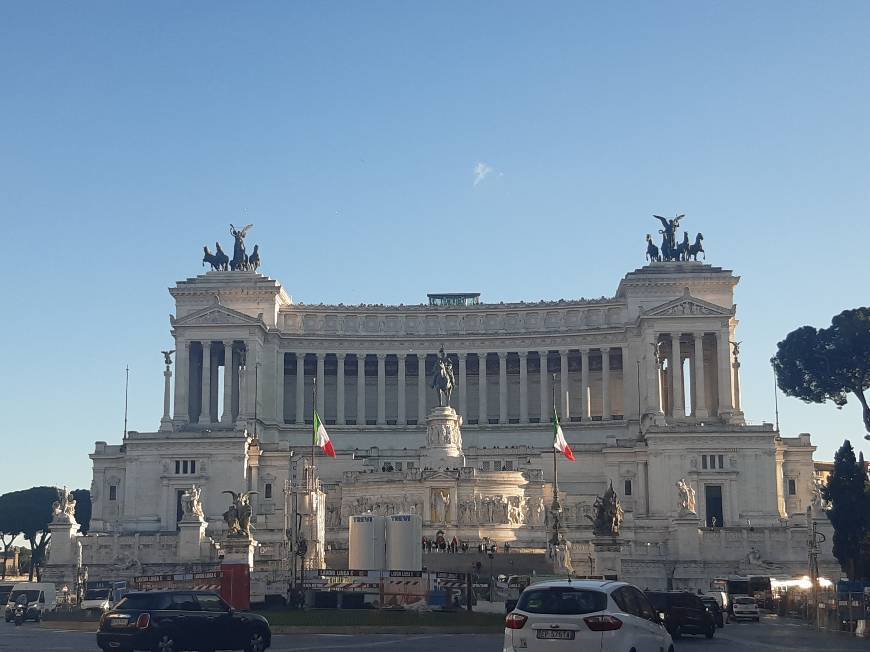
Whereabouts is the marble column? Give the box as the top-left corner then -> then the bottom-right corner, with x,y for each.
518,352 -> 528,424
376,353 -> 386,425
357,354 -> 367,425
295,354 -> 305,425
716,328 -> 734,415
621,344 -> 634,420
647,333 -> 663,415
458,353 -> 467,419
559,350 -> 570,419
275,348 -> 285,424
498,352 -> 508,424
670,334 -> 684,417
733,350 -> 742,413
693,334 -> 708,417
397,354 -> 406,425
200,341 -> 212,424
539,351 -> 549,421
159,360 -> 173,431
336,353 -> 346,425
315,353 -> 325,415
221,341 -> 234,425
478,353 -> 488,424
601,347 -> 611,421
173,341 -> 190,422
417,354 -> 426,423
580,349 -> 590,420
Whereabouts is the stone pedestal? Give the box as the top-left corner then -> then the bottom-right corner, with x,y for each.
178,517 -> 208,561
423,406 -> 464,469
591,536 -> 623,578
47,517 -> 81,566
670,516 -> 702,559
221,535 -> 257,610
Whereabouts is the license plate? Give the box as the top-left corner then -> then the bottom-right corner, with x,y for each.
108,617 -> 129,627
536,629 -> 574,640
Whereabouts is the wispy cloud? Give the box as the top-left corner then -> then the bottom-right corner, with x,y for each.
473,161 -> 493,187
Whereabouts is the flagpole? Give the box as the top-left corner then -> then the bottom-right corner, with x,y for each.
550,373 -> 562,549
311,377 -> 317,489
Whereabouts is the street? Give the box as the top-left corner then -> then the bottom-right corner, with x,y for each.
1,616 -> 868,651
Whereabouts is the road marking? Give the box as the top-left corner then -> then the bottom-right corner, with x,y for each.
271,634 -> 439,650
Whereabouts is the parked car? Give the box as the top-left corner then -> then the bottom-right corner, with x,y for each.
731,595 -> 760,621
81,580 -> 128,614
96,591 -> 271,652
645,591 -> 716,639
504,579 -> 674,651
4,582 -> 57,623
699,595 -> 725,627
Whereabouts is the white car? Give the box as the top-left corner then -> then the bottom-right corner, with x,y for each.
503,579 -> 674,652
731,595 -> 760,621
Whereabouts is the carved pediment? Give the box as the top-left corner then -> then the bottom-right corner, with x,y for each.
421,469 -> 460,481
644,294 -> 731,318
174,306 -> 262,327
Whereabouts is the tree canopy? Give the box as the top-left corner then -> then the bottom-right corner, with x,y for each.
72,488 -> 92,535
0,486 -> 59,580
823,440 -> 870,580
772,307 -> 870,438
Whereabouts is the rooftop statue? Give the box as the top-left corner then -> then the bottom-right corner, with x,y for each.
431,347 -> 456,408
161,349 -> 175,366
222,490 -> 258,537
201,225 -> 262,272
646,214 -> 705,262
587,481 -> 624,537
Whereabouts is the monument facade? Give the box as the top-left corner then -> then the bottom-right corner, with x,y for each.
78,221 -> 840,598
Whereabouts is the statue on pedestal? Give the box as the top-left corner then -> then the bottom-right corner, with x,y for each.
676,478 -> 697,516
181,485 -> 205,521
431,347 -> 455,407
51,487 -> 78,525
431,489 -> 451,524
222,490 -> 258,536
161,350 -> 175,366
587,482 -> 623,537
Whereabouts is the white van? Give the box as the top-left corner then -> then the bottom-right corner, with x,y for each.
4,582 -> 57,622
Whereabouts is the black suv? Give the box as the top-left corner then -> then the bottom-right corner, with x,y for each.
645,591 -> 715,639
96,591 -> 271,652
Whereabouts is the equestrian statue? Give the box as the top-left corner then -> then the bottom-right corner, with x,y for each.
431,347 -> 456,408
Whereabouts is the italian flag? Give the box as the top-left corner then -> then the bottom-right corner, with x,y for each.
314,410 -> 336,458
553,411 -> 575,461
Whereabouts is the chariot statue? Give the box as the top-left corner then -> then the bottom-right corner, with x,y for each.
431,347 -> 455,408
222,490 -> 258,536
586,481 -> 623,537
229,223 -> 254,271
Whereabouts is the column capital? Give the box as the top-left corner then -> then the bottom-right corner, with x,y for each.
497,351 -> 508,360
600,346 -> 611,354
580,348 -> 590,357
518,351 -> 528,359
376,352 -> 387,360
558,349 -> 570,356
417,352 -> 426,360
222,340 -> 233,347
397,352 -> 407,360
693,332 -> 705,341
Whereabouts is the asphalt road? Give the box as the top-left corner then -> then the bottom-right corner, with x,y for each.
1,616 -> 867,651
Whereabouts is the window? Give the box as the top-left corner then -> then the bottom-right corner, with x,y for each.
504,460 -> 514,471
701,455 -> 708,470
394,462 -> 403,471
406,462 -> 414,470
516,588 -> 607,615
109,485 -> 117,501
170,593 -> 199,611
624,480 -> 632,496
173,460 -> 198,475
196,593 -> 228,613
787,478 -> 796,496
481,461 -> 490,471
717,455 -> 724,469
264,483 -> 272,499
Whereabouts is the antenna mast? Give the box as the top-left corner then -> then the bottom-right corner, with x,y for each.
123,365 -> 130,440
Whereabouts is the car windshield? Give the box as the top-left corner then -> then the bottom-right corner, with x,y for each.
10,590 -> 39,604
114,593 -> 172,611
517,588 -> 607,615
85,589 -> 111,600
734,597 -> 756,605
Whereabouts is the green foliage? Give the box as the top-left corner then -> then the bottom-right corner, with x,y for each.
72,489 -> 92,535
0,486 -> 59,580
772,307 -> 870,436
823,441 -> 870,580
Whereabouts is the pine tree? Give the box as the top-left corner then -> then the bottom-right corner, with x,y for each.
823,441 -> 870,579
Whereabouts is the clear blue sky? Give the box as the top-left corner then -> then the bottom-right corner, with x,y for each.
1,2 -> 868,495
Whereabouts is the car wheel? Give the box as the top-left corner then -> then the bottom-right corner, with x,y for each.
705,624 -> 715,639
154,634 -> 176,652
671,625 -> 681,640
245,629 -> 267,652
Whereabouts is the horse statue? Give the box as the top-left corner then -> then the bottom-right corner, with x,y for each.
431,347 -> 455,408
675,231 -> 690,261
229,223 -> 253,271
687,232 -> 705,261
645,234 -> 661,262
202,243 -> 229,271
247,244 -> 261,272
222,490 -> 258,536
